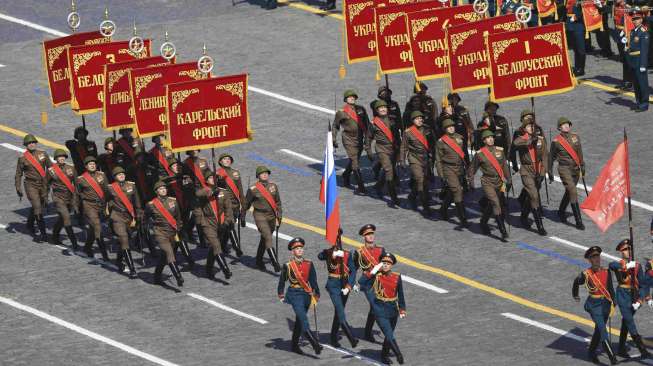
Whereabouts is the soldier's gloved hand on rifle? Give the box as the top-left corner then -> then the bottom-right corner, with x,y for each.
341,287 -> 350,296
332,250 -> 345,258
626,261 -> 637,269
633,302 -> 642,311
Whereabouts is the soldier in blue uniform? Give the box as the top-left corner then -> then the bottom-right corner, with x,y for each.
565,0 -> 587,75
572,246 -> 617,364
626,10 -> 650,112
358,252 -> 406,365
317,240 -> 359,348
277,237 -> 322,356
608,239 -> 651,359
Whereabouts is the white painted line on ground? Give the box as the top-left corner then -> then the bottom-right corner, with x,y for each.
549,236 -> 621,261
187,293 -> 268,325
0,296 -> 180,366
321,343 -> 384,366
248,86 -> 335,115
502,312 -> 590,343
551,176 -> 653,212
402,275 -> 448,294
2,142 -> 57,163
280,149 -> 322,164
0,12 -> 67,37
0,223 -> 6,229
0,63 -> 5,68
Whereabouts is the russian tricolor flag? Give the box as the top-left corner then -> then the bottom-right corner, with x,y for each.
319,126 -> 340,245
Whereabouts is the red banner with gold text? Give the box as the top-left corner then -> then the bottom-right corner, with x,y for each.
581,2 -> 603,35
344,0 -> 378,63
165,74 -> 252,152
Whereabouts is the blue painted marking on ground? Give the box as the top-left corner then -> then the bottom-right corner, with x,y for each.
246,153 -> 315,177
517,242 -> 589,268
33,87 -> 49,96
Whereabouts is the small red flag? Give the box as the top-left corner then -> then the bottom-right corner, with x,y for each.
580,140 -> 630,232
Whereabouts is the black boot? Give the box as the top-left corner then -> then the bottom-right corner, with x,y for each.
153,255 -> 166,285
440,191 -> 451,220
532,208 -> 547,236
388,183 -> 400,207
558,192 -> 569,223
205,248 -> 217,279
480,205 -> 491,234
381,340 -> 391,364
364,308 -> 376,342
304,330 -> 323,355
230,227 -> 243,257
455,202 -> 468,227
52,218 -> 63,245
178,240 -> 195,270
354,169 -> 367,195
342,322 -> 358,348
36,215 -> 48,243
255,241 -> 265,270
26,209 -> 35,234
520,201 -> 531,228
389,339 -> 405,364
342,163 -> 352,188
374,178 -> 385,199
124,250 -> 137,278
496,215 -> 509,242
330,313 -> 341,347
420,191 -> 432,216
64,226 -> 79,252
116,250 -> 125,273
291,320 -> 304,355
571,202 -> 585,230
215,252 -> 232,279
617,322 -> 630,358
267,248 -> 281,272
603,340 -> 618,364
633,334 -> 651,359
96,238 -> 110,262
168,262 -> 184,287
84,236 -> 94,259
373,162 -> 381,181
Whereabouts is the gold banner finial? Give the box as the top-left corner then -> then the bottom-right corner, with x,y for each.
71,0 -> 76,12
133,20 -> 137,36
104,7 -> 109,20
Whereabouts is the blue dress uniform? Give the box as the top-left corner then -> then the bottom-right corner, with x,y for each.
565,0 -> 587,75
317,246 -> 359,348
608,239 -> 651,359
277,238 -> 322,355
626,12 -> 650,112
358,252 -> 406,365
351,224 -> 386,342
572,246 -> 617,364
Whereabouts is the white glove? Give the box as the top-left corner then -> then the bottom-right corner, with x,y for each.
353,284 -> 360,293
626,261 -> 637,269
640,67 -> 646,73
341,288 -> 350,296
332,250 -> 345,258
620,30 -> 625,38
633,302 -> 641,311
279,297 -> 285,303
648,299 -> 653,309
400,313 -> 406,319
370,263 -> 383,275
622,37 -> 628,44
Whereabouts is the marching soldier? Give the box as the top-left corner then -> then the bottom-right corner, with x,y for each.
548,117 -> 585,230
399,111 -> 435,215
446,93 -> 473,163
317,241 -> 358,348
626,10 -> 650,112
436,119 -> 468,227
215,153 -> 244,257
612,0 -> 634,90
166,159 -> 193,247
403,82 -> 437,130
565,0 -> 587,75
512,110 -> 548,236
367,100 -> 401,206
609,239 -> 651,359
15,134 -> 51,242
242,166 -> 282,272
475,101 -> 510,152
47,149 -> 79,251
149,134 -> 174,180
358,252 -> 406,365
183,150 -> 211,248
572,246 -> 618,364
277,237 -> 322,355
76,156 -> 109,260
114,128 -> 137,165
147,180 -> 184,287
196,170 -> 233,280
128,149 -> 156,204
98,137 -> 124,183
333,89 -> 372,194
467,130 -> 511,241
65,126 -> 97,175
351,224 -> 386,343
107,167 -> 142,278
370,86 -> 402,128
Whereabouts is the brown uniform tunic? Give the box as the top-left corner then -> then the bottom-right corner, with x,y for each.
183,156 -> 212,225
366,116 -> 399,182
333,104 -> 373,170
146,196 -> 182,263
242,181 -> 282,250
399,125 -> 435,193
435,133 -> 466,202
513,132 -> 549,209
76,171 -> 109,239
15,149 -> 51,216
195,186 -> 234,254
107,181 -> 142,250
216,166 -> 244,220
47,163 -> 78,226
548,132 -> 584,203
468,146 -> 511,216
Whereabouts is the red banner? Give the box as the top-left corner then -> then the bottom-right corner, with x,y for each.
165,74 -> 251,152
406,5 -> 482,81
447,15 -> 522,92
344,0 -> 378,63
537,0 -> 557,19
42,31 -> 108,107
486,23 -> 576,102
129,62 -> 208,138
375,1 -> 445,74
581,2 -> 603,35
102,56 -> 170,131
67,40 -> 151,114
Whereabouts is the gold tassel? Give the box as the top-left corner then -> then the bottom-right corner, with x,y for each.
375,67 -> 381,81
339,64 -> 346,79
415,81 -> 421,92
441,95 -> 449,108
41,111 -> 48,126
310,295 -> 318,309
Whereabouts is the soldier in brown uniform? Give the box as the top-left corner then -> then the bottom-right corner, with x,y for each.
183,150 -> 212,248
65,127 -> 98,175
15,134 -> 51,242
196,170 -> 233,280
107,166 -> 142,278
147,180 -> 184,287
367,100 -> 401,206
76,156 -> 110,260
166,159 -> 193,245
468,130 -> 511,241
403,82 -> 438,130
370,86 -> 402,129
548,117 -> 585,230
98,137 -> 123,183
333,89 -> 372,194
399,111 -> 435,215
436,119 -> 468,226
128,149 -> 156,204
148,135 -> 174,180
474,101 -> 511,152
47,149 -> 79,250
512,110 -> 548,236
114,128 -> 137,166
215,153 -> 244,257
242,166 -> 282,272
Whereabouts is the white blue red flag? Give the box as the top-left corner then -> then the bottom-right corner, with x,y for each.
319,127 -> 340,245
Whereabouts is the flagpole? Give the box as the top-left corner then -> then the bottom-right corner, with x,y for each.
624,128 -> 634,258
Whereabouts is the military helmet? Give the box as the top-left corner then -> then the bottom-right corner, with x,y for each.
112,166 -> 125,177
23,134 -> 38,146
218,153 -> 234,164
520,109 -> 534,120
377,85 -> 392,97
410,111 -> 424,120
373,99 -> 388,109
441,118 -> 455,129
447,92 -> 461,102
288,237 -> 305,251
481,130 -> 495,140
256,165 -> 271,177
53,148 -> 68,158
343,89 -> 358,101
584,246 -> 602,259
204,169 -> 215,181
359,224 -> 376,236
104,137 -> 115,147
484,101 -> 499,111
380,252 -> 397,265
153,180 -> 167,191
83,156 -> 97,165
168,158 -> 180,169
557,117 -> 572,128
